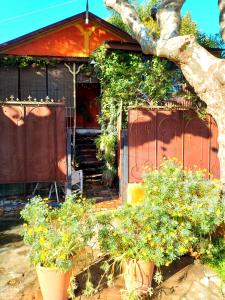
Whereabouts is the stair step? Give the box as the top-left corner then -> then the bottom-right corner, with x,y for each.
83,168 -> 102,175
80,160 -> 102,166
75,132 -> 103,180
79,148 -> 97,154
75,138 -> 96,145
84,174 -> 102,180
80,165 -> 102,170
78,154 -> 98,160
77,144 -> 96,150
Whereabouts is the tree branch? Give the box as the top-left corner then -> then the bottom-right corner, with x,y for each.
105,0 -> 192,59
104,0 -> 156,54
105,0 -> 225,107
219,0 -> 225,41
157,0 -> 185,40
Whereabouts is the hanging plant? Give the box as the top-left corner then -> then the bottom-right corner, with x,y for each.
95,131 -> 117,186
0,55 -> 56,68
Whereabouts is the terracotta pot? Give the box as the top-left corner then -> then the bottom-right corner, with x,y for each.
36,266 -> 72,300
123,260 -> 154,295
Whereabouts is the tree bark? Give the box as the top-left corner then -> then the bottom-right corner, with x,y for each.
105,0 -> 225,181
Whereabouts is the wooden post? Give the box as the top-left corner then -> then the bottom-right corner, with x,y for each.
66,129 -> 72,195
121,129 -> 128,202
64,63 -> 84,167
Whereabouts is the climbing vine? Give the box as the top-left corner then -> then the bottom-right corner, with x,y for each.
92,45 -> 189,182
0,55 -> 55,68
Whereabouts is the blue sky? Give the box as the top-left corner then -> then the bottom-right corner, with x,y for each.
0,0 -> 221,44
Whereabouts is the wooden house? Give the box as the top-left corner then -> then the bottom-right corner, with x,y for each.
0,12 -> 134,129
0,12 -> 135,186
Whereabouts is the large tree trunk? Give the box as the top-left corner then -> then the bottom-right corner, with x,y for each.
105,0 -> 225,182
173,38 -> 225,182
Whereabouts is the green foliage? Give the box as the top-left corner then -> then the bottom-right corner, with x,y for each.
201,237 -> 225,281
96,160 -> 224,268
96,132 -> 117,164
95,132 -> 117,184
0,55 -> 55,68
143,160 -> 224,236
108,0 -> 159,39
95,1 -> 223,178
180,12 -> 198,36
92,45 -> 177,174
197,33 -> 217,49
108,1 -> 220,51
108,12 -> 133,36
20,193 -> 94,271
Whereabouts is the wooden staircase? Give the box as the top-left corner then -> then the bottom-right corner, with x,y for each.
75,132 -> 103,181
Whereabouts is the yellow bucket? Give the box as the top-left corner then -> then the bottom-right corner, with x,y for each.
127,183 -> 144,205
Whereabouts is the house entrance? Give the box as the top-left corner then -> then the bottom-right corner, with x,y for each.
76,83 -> 100,129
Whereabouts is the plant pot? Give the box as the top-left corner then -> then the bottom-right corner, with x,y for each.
36,265 -> 72,300
123,260 -> 154,295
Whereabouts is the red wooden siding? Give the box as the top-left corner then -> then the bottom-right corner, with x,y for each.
0,104 -> 66,183
1,14 -> 133,58
128,108 -> 220,182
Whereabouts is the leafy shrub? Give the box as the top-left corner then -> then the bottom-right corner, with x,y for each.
97,160 -> 224,268
21,193 -> 94,271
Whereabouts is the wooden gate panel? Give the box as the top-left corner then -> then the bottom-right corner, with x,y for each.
0,106 -> 25,182
183,114 -> 210,173
25,106 -> 56,182
0,104 -> 66,184
129,109 -> 156,182
157,111 -> 183,165
128,108 -> 219,183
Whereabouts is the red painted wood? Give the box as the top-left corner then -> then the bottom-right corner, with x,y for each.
129,109 -> 156,182
0,104 -> 66,183
55,106 -> 67,181
128,108 -> 219,183
157,110 -> 183,166
0,106 -> 26,182
210,116 -> 220,179
183,112 -> 210,172
3,15 -> 132,58
26,106 -> 56,182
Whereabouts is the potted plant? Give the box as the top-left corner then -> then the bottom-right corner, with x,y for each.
20,193 -> 94,300
96,159 -> 224,299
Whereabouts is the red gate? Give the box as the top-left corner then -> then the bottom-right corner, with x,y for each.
0,103 -> 66,183
128,108 -> 219,183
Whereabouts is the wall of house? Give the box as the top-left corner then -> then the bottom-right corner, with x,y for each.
0,63 -> 100,128
2,19 -> 129,57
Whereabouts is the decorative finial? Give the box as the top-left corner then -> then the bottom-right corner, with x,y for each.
85,0 -> 89,25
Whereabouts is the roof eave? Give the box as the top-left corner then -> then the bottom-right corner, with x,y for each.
0,11 -> 135,53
